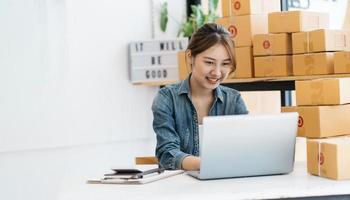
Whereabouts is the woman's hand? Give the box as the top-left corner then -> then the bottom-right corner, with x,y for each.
181,156 -> 201,171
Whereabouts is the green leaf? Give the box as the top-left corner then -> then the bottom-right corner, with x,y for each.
178,21 -> 194,37
207,13 -> 218,23
160,2 -> 168,32
208,0 -> 219,14
191,5 -> 205,30
177,0 -> 219,38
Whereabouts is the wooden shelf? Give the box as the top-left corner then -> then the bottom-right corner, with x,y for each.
223,74 -> 350,83
133,74 -> 350,86
133,80 -> 178,86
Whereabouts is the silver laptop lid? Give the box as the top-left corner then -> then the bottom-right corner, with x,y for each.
198,112 -> 298,180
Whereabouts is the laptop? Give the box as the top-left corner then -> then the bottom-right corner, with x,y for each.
188,112 -> 298,180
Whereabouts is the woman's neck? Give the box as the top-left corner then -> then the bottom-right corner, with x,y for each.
189,76 -> 214,99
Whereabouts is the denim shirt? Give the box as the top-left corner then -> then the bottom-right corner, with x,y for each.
151,76 -> 249,170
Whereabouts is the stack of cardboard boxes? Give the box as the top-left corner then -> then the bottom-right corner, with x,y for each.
215,0 -> 280,78
282,78 -> 350,180
177,4 -> 350,81
253,11 -> 329,77
293,29 -> 350,76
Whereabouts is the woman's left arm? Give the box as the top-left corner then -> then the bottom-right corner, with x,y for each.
234,93 -> 249,114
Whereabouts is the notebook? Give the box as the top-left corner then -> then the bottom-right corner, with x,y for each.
87,164 -> 184,185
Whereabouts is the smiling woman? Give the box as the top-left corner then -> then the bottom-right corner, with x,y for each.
151,23 -> 249,171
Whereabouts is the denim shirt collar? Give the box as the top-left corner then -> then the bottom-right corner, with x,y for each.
177,74 -> 224,102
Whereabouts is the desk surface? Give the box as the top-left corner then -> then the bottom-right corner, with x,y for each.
61,162 -> 350,200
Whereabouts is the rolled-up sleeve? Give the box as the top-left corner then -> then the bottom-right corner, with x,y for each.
234,93 -> 249,114
151,89 -> 190,170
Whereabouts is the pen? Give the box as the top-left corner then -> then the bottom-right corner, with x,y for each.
103,167 -> 165,180
130,167 -> 165,179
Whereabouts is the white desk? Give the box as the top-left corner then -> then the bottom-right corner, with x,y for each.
60,161 -> 350,200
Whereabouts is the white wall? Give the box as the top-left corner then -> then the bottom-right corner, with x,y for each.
0,0 -> 157,152
0,0 -> 159,199
289,0 -> 349,29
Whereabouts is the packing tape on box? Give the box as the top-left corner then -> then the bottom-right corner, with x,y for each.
309,43 -> 314,52
310,81 -> 325,105
318,141 -> 323,176
303,32 -> 311,53
304,54 -> 314,75
264,56 -> 274,76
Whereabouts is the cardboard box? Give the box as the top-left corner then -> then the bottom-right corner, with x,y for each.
292,32 -> 309,55
254,55 -> 292,77
307,137 -> 350,180
268,11 -> 329,33
295,78 -> 350,106
230,47 -> 253,78
292,29 -> 350,54
281,106 -> 305,137
177,50 -> 190,80
253,33 -> 292,56
282,104 -> 350,138
334,51 -> 350,74
216,14 -> 268,47
221,0 -> 280,17
292,53 -> 334,76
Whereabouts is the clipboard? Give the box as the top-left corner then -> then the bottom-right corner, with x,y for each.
87,169 -> 183,185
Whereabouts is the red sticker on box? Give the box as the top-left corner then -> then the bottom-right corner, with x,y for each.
318,153 -> 324,165
233,1 -> 241,10
263,40 -> 270,49
298,116 -> 303,127
228,25 -> 237,38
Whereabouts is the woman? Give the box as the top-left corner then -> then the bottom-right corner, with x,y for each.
152,23 -> 249,170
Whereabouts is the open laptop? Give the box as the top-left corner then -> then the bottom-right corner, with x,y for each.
188,112 -> 298,180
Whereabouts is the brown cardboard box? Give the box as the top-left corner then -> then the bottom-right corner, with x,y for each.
292,29 -> 350,54
281,106 -> 305,137
254,55 -> 292,77
230,47 -> 253,78
334,51 -> 350,74
292,32 -> 309,54
307,137 -> 350,180
216,14 -> 268,47
253,33 -> 292,56
268,11 -> 329,33
292,53 -> 334,76
281,104 -> 350,138
295,78 -> 350,106
310,29 -> 350,53
221,0 -> 280,17
177,50 -> 190,80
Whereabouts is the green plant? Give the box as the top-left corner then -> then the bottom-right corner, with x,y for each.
160,2 -> 168,32
159,0 -> 219,38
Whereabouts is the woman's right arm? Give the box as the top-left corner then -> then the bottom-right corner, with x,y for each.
182,156 -> 200,171
152,89 -> 192,170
